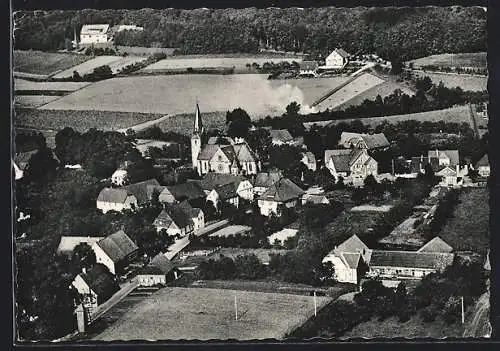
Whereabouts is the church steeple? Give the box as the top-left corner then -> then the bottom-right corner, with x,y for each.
194,102 -> 203,135
191,102 -> 204,174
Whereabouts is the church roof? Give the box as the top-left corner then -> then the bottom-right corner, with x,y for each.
193,103 -> 203,134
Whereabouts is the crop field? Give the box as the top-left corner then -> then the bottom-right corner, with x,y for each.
14,108 -> 164,132
51,56 -> 124,79
142,56 -> 303,72
439,188 -> 489,256
38,74 -> 344,117
305,105 -> 475,130
14,95 -> 62,108
409,52 -> 487,69
14,78 -> 91,92
155,112 -> 226,135
13,50 -> 91,76
413,72 -> 487,92
333,80 -> 416,111
315,73 -> 386,111
92,287 -> 331,341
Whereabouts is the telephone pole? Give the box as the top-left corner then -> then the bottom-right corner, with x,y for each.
234,295 -> 238,321
314,291 -> 317,317
461,296 -> 465,324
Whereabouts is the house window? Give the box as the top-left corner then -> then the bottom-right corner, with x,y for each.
218,155 -> 223,161
218,164 -> 223,171
248,163 -> 252,172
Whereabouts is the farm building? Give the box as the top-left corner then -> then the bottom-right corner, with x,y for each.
79,24 -> 111,44
111,169 -> 128,186
56,236 -> 104,257
339,132 -> 390,150
137,253 -> 181,287
206,182 -> 240,209
270,129 -> 294,146
71,264 -> 119,314
324,48 -> 350,69
324,149 -> 378,184
301,194 -> 330,205
253,170 -> 283,196
301,152 -> 317,171
91,230 -> 139,275
153,206 -> 194,237
121,179 -> 163,206
417,236 -> 454,253
96,188 -> 138,214
159,182 -> 206,205
195,173 -> 254,200
257,177 -> 304,217
475,154 -> 490,178
177,200 -> 205,233
322,235 -> 371,285
299,61 -> 319,76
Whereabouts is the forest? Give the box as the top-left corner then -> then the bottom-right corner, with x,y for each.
14,7 -> 486,60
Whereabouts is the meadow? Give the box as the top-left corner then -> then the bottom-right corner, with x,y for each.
38,74 -> 347,117
51,55 -> 147,78
93,287 -> 331,341
413,71 -> 487,92
13,50 -> 91,76
409,52 -> 487,69
14,79 -> 91,92
15,95 -> 62,108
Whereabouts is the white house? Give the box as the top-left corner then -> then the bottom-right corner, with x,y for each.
91,230 -> 139,275
324,149 -> 378,184
79,24 -> 111,44
137,253 -> 180,287
96,188 -> 138,214
435,165 -> 467,187
153,207 -> 194,237
301,152 -> 317,171
475,154 -> 490,178
325,48 -> 350,69
253,170 -> 283,196
257,178 -> 304,217
206,183 -> 239,210
198,173 -> 254,201
111,169 -> 128,186
339,132 -> 390,150
57,236 -> 104,257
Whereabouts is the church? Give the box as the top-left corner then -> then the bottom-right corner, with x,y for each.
191,104 -> 261,176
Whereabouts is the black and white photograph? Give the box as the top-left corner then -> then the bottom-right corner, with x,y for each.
12,2 -> 493,343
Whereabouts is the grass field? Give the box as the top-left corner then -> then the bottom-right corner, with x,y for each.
155,111 -> 226,134
92,287 -> 331,341
409,52 -> 487,69
208,225 -> 252,238
14,95 -> 62,108
413,72 -> 487,92
209,248 -> 290,265
14,78 -> 91,92
37,74 -> 344,117
14,108 -> 164,132
51,56 -> 125,79
341,315 -> 464,339
438,188 -> 489,256
13,50 -> 91,76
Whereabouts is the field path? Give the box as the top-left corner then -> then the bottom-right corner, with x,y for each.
115,115 -> 170,133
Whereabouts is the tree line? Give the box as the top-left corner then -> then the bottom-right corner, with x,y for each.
15,7 -> 485,61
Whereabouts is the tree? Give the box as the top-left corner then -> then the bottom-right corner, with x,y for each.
23,146 -> 59,184
234,254 -> 267,279
71,243 -> 96,272
226,108 -> 252,138
246,128 -> 272,163
285,101 -> 301,117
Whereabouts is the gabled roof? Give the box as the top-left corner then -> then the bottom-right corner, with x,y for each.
435,166 -> 457,177
178,200 -> 202,217
140,253 -> 177,275
79,263 -> 118,300
340,132 -> 389,149
81,24 -> 110,34
164,182 -> 206,202
417,237 -> 453,253
270,129 -> 294,143
428,150 -> 460,166
198,145 -> 221,160
342,252 -> 361,269
369,250 -> 454,270
213,182 -> 238,200
254,171 -> 283,188
220,145 -> 236,162
233,142 -> 259,162
476,154 -> 489,167
97,187 -> 131,204
259,178 -> 304,202
200,173 -> 248,191
335,235 -> 369,255
165,205 -> 194,229
303,152 -> 316,164
325,149 -> 353,172
121,179 -> 161,204
96,230 -> 138,263
153,209 -> 174,228
333,48 -> 350,58
57,236 -> 104,255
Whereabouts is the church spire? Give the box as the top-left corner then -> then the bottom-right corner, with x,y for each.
194,101 -> 203,135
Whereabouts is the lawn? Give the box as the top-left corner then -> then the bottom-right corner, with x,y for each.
208,225 -> 252,238
438,188 -> 489,256
92,287 -> 331,341
209,248 -> 291,265
37,74 -> 346,117
341,315 -> 464,339
13,50 -> 91,76
413,72 -> 487,92
14,108 -> 164,133
409,52 -> 487,69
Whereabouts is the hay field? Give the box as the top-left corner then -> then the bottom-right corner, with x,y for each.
38,75 -> 344,117
142,56 -> 303,72
93,287 -> 330,341
409,52 -> 487,69
51,56 -> 123,79
13,50 -> 91,75
315,73 -> 386,111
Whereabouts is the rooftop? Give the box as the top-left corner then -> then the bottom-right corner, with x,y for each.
96,230 -> 138,263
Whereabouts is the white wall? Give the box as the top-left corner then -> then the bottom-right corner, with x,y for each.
92,243 -> 116,275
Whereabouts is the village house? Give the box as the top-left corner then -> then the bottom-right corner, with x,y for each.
301,194 -> 330,205
158,182 -> 206,205
269,129 -> 294,146
322,235 -> 371,285
70,264 -> 119,315
191,104 -> 260,176
121,178 -> 163,206
410,150 -> 467,187
111,169 -> 128,186
324,48 -> 350,69
253,170 -> 283,196
301,152 -> 317,171
79,24 -> 111,44
136,253 -> 181,287
206,182 -> 240,210
475,154 -> 490,178
416,236 -> 454,253
339,132 -> 390,150
324,149 -> 378,184
257,177 -> 305,217
195,172 -> 254,200
178,200 -> 205,233
298,61 -> 319,76
56,236 -> 104,257
153,205 -> 194,237
13,150 -> 38,180
91,230 -> 139,275
96,188 -> 138,214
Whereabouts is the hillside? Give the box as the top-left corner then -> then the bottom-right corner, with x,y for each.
409,52 -> 487,69
14,7 -> 486,60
